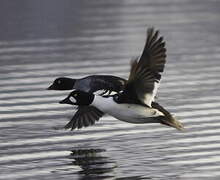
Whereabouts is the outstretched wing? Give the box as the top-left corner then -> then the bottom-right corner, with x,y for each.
64,106 -> 104,130
138,27 -> 166,73
120,28 -> 166,106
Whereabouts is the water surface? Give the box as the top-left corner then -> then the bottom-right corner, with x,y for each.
1,0 -> 220,179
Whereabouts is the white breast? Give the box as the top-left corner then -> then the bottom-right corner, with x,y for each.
91,96 -> 164,124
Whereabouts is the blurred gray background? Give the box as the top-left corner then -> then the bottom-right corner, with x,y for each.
0,0 -> 220,179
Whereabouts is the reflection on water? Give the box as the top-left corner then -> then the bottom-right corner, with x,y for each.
69,148 -> 115,179
69,148 -> 145,180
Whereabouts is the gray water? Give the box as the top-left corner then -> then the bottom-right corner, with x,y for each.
1,0 -> 220,179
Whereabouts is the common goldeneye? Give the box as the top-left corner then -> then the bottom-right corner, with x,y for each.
48,75 -> 126,95
59,28 -> 184,131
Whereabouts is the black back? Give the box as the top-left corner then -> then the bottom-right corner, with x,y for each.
85,75 -> 127,93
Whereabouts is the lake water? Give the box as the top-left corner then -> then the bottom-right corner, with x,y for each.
1,0 -> 220,179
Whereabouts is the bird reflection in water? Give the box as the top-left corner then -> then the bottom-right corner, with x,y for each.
69,148 -> 116,179
69,148 -> 146,180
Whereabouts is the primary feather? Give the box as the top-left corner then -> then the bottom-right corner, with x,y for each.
64,106 -> 104,130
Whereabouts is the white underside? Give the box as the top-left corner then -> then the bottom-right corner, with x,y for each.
91,96 -> 164,124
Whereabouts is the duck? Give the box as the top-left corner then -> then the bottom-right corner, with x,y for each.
47,75 -> 126,95
59,27 -> 184,131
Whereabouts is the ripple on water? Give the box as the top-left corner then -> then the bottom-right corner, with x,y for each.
1,0 -> 220,179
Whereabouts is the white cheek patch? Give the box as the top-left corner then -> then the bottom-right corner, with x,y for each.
69,96 -> 76,103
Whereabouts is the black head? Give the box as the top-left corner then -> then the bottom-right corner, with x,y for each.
47,77 -> 76,90
59,90 -> 94,106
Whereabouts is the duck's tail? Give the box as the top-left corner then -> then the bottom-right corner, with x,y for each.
152,102 -> 184,131
160,115 -> 184,131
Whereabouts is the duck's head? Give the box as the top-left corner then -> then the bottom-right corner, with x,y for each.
47,77 -> 76,90
59,90 -> 94,105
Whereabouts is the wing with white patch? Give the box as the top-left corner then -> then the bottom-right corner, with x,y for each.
121,28 -> 166,106
64,106 -> 104,130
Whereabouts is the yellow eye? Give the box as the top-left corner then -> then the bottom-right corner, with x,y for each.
74,94 -> 77,97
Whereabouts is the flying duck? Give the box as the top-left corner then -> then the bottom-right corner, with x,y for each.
59,28 -> 184,131
48,75 -> 126,95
